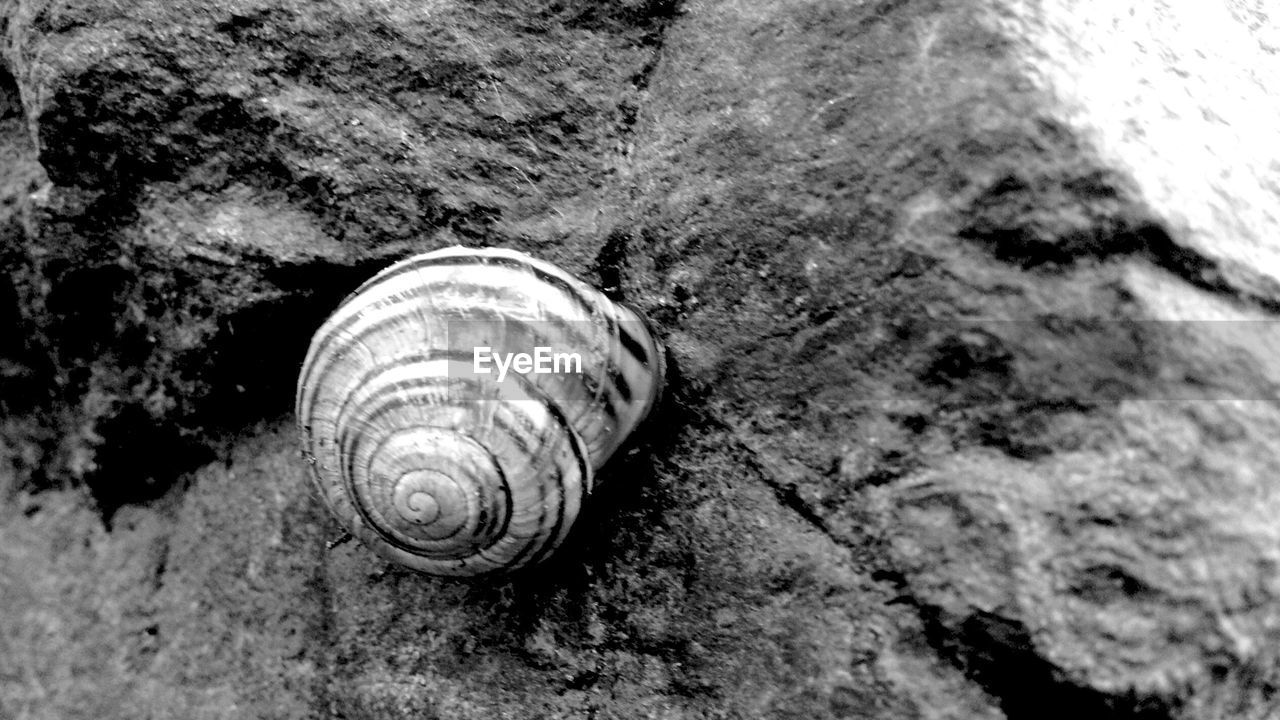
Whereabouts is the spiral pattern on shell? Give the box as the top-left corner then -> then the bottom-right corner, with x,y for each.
296,246 -> 665,576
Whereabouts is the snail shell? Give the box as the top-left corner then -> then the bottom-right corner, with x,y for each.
296,246 -> 665,576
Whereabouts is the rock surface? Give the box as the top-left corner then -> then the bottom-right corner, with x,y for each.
2,0 -> 1280,718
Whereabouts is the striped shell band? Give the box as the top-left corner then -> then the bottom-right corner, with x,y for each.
296,246 -> 665,576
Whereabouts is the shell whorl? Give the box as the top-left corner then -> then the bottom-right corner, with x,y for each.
296,246 -> 665,576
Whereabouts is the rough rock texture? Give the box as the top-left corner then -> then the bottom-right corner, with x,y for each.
2,0 -> 1279,718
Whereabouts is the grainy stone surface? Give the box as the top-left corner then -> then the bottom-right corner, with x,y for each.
1,0 -> 1279,718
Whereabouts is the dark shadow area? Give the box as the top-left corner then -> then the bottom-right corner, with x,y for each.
0,64 -> 20,120
85,259 -> 381,523
876,576 -> 1181,720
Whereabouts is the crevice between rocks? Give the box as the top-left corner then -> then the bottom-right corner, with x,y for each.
629,0 -> 682,90
724,425 -> 834,540
722,409 -> 1172,720
957,162 -> 1280,315
874,570 -> 1178,720
721,390 -> 1180,719
614,0 -> 682,151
